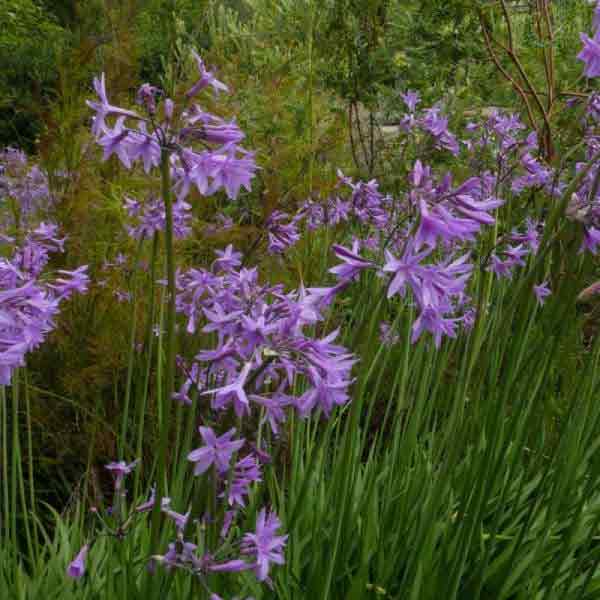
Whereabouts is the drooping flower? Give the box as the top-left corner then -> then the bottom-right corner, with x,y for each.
136,83 -> 162,115
224,455 -> 262,507
128,122 -> 161,173
163,507 -> 191,531
203,361 -> 254,417
411,305 -> 460,348
329,242 -> 374,281
582,226 -> 600,254
67,544 -> 89,579
104,459 -> 139,492
379,321 -> 400,347
414,199 -> 479,249
533,281 -> 551,306
155,541 -> 201,572
578,30 -> 600,78
135,487 -> 171,513
48,266 -> 90,299
97,118 -> 132,168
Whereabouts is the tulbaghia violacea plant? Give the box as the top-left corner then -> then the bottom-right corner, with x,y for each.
0,162 -> 89,383
81,52 -> 299,594
86,51 -> 258,554
0,223 -> 89,385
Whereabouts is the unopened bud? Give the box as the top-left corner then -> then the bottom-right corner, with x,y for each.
165,99 -> 174,121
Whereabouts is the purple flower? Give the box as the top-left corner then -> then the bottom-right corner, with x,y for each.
380,321 -> 400,347
181,119 -> 245,145
213,244 -> 243,272
186,50 -> 229,97
67,544 -> 89,579
155,541 -> 201,572
221,510 -> 236,538
135,487 -> 171,513
48,266 -> 89,299
105,459 -> 139,491
165,98 -> 175,121
414,199 -> 479,249
534,281 -> 551,306
401,90 -> 420,112
329,242 -> 374,281
578,31 -> 600,78
421,107 -> 460,155
125,195 -> 191,240
451,193 -> 503,225
511,219 -> 540,255
582,226 -> 600,254
241,509 -> 287,581
383,243 -> 431,299
128,123 -> 161,173
97,118 -> 132,168
163,507 -> 191,531
489,254 -> 513,279
188,427 -> 245,476
411,305 -> 460,348
462,307 -> 477,332
87,73 -> 142,138
503,244 -> 530,269
203,361 -> 253,417
266,211 -> 300,254
251,393 -> 291,435
208,559 -> 252,573
224,455 -> 262,507
136,83 -> 162,114
297,368 -> 352,417
208,147 -> 257,200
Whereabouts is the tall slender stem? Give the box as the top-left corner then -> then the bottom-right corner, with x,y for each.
133,232 -> 159,501
1,386 -> 8,545
151,147 -> 176,551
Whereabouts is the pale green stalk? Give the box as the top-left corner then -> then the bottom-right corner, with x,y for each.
133,232 -> 159,501
151,146 -> 176,555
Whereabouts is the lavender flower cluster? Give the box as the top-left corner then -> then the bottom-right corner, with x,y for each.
0,147 -> 53,225
175,249 -> 356,418
259,104 -> 559,347
87,52 -> 256,203
66,50 -> 305,597
0,221 -> 89,384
